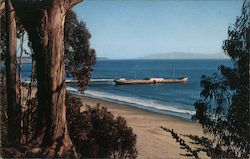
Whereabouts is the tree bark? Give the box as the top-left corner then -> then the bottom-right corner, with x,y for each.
13,0 -> 82,157
0,2 -> 4,16
5,0 -> 21,143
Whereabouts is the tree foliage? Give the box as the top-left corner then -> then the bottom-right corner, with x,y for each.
66,94 -> 137,158
192,1 -> 250,158
0,69 -> 8,145
65,10 -> 96,92
0,6 -> 6,61
161,127 -> 199,158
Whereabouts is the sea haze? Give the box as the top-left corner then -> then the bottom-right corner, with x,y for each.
141,52 -> 229,60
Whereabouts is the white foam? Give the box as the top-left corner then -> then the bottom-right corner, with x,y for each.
66,86 -> 78,92
81,89 -> 195,115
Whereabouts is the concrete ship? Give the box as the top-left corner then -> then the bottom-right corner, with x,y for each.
114,77 -> 188,85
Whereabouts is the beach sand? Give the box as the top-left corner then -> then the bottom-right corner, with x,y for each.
20,85 -> 208,158
75,94 -> 209,159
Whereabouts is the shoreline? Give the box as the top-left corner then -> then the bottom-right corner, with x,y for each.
70,90 -> 195,121
72,93 -> 208,159
74,92 -> 192,123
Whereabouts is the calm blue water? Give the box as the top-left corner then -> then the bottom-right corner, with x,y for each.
21,59 -> 231,120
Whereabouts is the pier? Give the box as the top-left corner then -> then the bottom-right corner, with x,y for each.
89,79 -> 115,85
65,78 -> 115,85
24,77 -> 188,86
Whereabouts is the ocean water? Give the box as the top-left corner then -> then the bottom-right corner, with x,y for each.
21,59 -> 231,120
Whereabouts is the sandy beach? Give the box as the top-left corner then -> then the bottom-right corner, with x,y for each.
20,85 -> 208,158
74,94 -> 209,159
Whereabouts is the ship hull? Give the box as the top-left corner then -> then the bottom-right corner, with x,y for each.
114,77 -> 188,85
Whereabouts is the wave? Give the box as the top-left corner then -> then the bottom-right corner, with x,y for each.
66,86 -> 79,92
68,87 -> 195,116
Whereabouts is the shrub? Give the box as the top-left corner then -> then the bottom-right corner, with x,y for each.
66,94 -> 137,158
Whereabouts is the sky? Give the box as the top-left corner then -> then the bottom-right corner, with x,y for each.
73,0 -> 243,59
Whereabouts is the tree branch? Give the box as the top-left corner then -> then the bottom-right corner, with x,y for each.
64,0 -> 83,11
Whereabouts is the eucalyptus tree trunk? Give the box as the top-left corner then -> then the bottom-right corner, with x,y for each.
0,2 -> 4,15
13,0 -> 82,157
5,0 -> 21,143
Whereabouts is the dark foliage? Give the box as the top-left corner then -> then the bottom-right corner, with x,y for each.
65,10 -> 96,92
0,6 -> 6,62
184,134 -> 239,158
192,1 -> 250,158
161,125 -> 241,158
20,96 -> 37,143
0,68 -> 8,146
161,126 -> 199,158
66,94 -> 137,158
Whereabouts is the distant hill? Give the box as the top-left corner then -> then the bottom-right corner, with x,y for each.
142,52 -> 229,59
97,57 -> 109,60
18,56 -> 32,62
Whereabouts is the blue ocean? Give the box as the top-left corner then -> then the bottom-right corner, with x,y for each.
22,59 -> 231,120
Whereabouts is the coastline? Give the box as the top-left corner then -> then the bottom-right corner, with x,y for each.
75,92 -> 191,122
72,93 -> 208,159
70,89 -> 195,121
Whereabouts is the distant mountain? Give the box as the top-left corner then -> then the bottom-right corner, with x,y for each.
18,56 -> 32,62
142,52 -> 229,59
96,57 -> 109,60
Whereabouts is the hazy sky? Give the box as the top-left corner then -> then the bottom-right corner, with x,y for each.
74,0 -> 243,59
